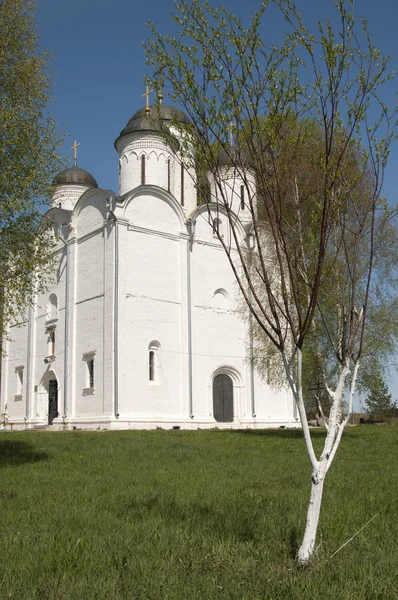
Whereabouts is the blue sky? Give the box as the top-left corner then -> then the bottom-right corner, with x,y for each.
36,0 -> 398,403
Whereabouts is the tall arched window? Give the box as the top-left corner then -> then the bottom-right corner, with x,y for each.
148,341 -> 161,383
46,294 -> 58,323
240,184 -> 245,210
181,163 -> 185,206
167,158 -> 171,192
213,218 -> 222,237
141,155 -> 146,185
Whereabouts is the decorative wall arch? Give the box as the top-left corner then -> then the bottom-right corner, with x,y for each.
213,288 -> 230,312
192,202 -> 247,245
71,188 -> 110,235
211,365 -> 242,387
122,185 -> 187,232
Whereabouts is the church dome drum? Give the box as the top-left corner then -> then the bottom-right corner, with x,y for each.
115,102 -> 195,204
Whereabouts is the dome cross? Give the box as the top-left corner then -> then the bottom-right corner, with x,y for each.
70,140 -> 80,167
142,85 -> 154,113
226,122 -> 236,147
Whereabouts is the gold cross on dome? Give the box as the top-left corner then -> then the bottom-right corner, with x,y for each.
142,85 -> 154,113
70,140 -> 80,166
226,122 -> 236,146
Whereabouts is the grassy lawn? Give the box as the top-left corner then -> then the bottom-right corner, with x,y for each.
0,426 -> 397,599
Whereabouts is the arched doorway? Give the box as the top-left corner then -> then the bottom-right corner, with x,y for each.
39,370 -> 59,425
213,374 -> 233,422
48,379 -> 58,425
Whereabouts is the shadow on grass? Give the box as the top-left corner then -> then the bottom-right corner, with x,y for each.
0,440 -> 49,466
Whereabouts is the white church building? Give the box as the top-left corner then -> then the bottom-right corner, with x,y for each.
0,101 -> 296,430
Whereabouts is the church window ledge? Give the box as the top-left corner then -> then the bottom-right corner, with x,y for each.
83,387 -> 95,396
44,355 -> 56,365
45,317 -> 58,330
14,394 -> 23,402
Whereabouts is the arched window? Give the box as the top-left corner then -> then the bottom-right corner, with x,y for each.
148,341 -> 161,383
141,155 -> 146,185
167,158 -> 171,192
240,184 -> 245,210
213,218 -> 222,237
46,294 -> 58,323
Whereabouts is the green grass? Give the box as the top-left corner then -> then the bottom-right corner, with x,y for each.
0,427 -> 397,599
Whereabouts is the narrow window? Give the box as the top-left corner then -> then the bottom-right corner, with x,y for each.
82,352 -> 96,393
141,155 -> 146,185
181,163 -> 184,206
167,158 -> 171,192
149,350 -> 155,381
240,185 -> 245,210
213,217 -> 221,237
88,359 -> 94,389
15,366 -> 24,398
50,330 -> 55,355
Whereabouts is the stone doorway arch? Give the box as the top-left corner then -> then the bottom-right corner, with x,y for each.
39,370 -> 59,425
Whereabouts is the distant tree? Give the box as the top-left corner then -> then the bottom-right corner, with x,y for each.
146,0 -> 397,563
0,0 -> 63,347
364,371 -> 397,421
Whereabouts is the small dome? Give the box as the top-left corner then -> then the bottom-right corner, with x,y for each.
216,147 -> 255,170
115,103 -> 190,146
53,165 -> 98,189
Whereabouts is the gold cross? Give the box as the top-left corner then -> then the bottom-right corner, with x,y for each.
142,85 -> 154,113
70,140 -> 80,166
226,122 -> 236,146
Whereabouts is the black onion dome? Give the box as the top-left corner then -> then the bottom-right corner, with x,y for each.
115,104 -> 190,147
216,147 -> 255,170
53,165 -> 98,188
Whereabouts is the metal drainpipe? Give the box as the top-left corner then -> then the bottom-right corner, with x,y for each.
187,219 -> 195,419
57,229 -> 69,420
249,306 -> 256,418
63,243 -> 69,419
109,204 -> 119,419
247,239 -> 256,419
25,305 -> 32,424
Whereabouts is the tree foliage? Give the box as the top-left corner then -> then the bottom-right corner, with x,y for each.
145,0 -> 397,562
364,370 -> 397,421
0,0 -> 63,343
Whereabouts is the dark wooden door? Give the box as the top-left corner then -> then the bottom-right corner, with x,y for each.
48,380 -> 58,425
213,374 -> 233,422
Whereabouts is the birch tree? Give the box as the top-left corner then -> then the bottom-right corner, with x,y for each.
145,0 -> 397,563
0,0 -> 63,346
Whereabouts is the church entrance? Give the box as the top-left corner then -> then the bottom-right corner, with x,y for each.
48,380 -> 58,425
213,374 -> 233,422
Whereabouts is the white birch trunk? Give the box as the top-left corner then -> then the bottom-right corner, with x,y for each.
297,462 -> 327,563
283,349 -> 360,564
